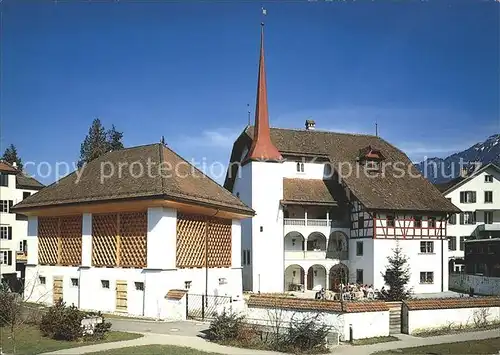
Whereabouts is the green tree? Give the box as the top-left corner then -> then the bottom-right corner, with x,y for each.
382,244 -> 412,300
78,119 -> 108,168
2,144 -> 23,170
106,125 -> 124,151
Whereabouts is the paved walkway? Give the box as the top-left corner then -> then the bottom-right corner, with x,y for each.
40,332 -> 287,355
110,318 -> 209,337
335,329 -> 500,355
40,319 -> 500,355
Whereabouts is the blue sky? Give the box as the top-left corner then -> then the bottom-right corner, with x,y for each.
2,0 -> 499,184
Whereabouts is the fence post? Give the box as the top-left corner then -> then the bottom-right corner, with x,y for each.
185,293 -> 189,319
201,295 -> 205,320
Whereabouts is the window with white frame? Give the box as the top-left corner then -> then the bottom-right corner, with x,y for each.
356,269 -> 364,284
135,282 -> 144,291
484,191 -> 493,203
358,215 -> 364,229
449,214 -> 456,225
420,241 -> 434,254
0,226 -> 11,240
485,174 -> 493,183
71,278 -> 79,287
0,174 -> 8,187
484,211 -> 493,224
448,236 -> 456,251
420,272 -> 434,284
460,191 -> 476,203
19,240 -> 27,251
356,241 -> 363,256
0,200 -> 13,213
387,214 -> 395,227
0,251 -> 11,265
39,276 -> 46,285
101,280 -> 110,289
296,162 -> 304,173
460,212 -> 476,225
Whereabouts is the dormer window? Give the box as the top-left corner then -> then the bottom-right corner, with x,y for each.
296,162 -> 304,173
357,145 -> 385,174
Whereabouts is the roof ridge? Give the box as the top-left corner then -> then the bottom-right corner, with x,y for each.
246,125 -> 379,138
161,145 -> 250,207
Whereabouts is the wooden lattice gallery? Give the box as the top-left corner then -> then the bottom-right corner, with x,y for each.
38,216 -> 82,266
92,211 -> 147,268
176,213 -> 232,268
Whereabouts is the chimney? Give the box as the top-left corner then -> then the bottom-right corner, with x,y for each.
460,166 -> 468,178
12,162 -> 17,169
305,119 -> 316,131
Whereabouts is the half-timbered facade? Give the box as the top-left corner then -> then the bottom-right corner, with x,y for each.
224,24 -> 459,295
13,143 -> 253,318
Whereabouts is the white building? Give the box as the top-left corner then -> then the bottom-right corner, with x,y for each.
224,24 -> 459,295
436,163 -> 500,273
0,161 -> 43,285
13,143 -> 253,318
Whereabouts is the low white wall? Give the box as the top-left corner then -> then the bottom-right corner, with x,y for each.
407,306 -> 500,334
244,305 -> 389,341
25,264 -> 243,320
164,297 -> 187,321
450,273 -> 500,295
343,311 -> 390,340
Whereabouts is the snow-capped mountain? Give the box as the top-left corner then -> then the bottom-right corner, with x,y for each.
416,133 -> 500,183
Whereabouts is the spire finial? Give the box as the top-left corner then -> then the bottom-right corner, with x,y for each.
245,9 -> 282,163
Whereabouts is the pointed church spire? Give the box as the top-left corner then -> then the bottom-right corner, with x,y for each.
246,23 -> 283,163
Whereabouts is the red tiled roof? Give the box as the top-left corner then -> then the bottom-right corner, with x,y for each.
0,161 -> 18,173
404,297 -> 500,311
247,295 -> 389,313
166,289 -> 187,300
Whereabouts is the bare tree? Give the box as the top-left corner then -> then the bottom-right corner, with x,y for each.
0,270 -> 49,355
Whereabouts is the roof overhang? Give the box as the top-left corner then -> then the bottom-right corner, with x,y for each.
280,200 -> 338,207
364,207 -> 460,215
12,194 -> 254,220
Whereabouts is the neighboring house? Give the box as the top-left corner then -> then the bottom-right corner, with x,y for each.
0,160 -> 44,285
224,24 -> 459,295
13,143 -> 253,317
435,162 -> 500,273
465,236 -> 500,277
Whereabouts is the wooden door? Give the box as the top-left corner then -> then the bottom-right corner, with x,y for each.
53,277 -> 63,304
115,280 -> 127,312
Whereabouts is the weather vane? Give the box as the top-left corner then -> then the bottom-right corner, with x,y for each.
261,7 -> 267,26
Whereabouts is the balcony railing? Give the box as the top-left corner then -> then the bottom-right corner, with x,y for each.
284,218 -> 349,228
285,249 -> 348,260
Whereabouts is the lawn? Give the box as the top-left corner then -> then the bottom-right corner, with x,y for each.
0,325 -> 142,355
350,336 -> 399,346
374,337 -> 500,354
88,345 -> 222,355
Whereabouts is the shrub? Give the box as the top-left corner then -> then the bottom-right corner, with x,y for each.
40,300 -> 85,341
85,311 -> 112,340
0,290 -> 19,327
206,310 -> 245,342
286,315 -> 330,353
